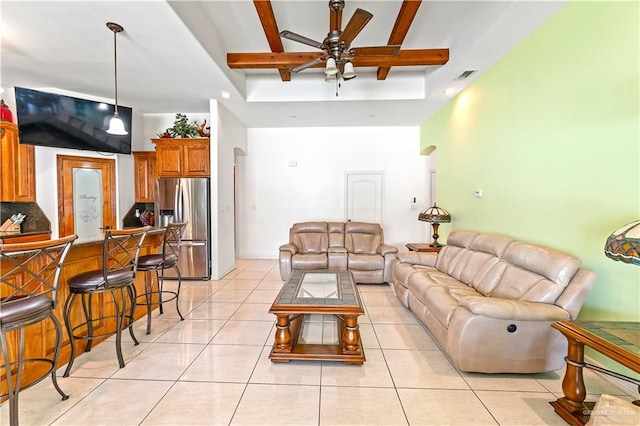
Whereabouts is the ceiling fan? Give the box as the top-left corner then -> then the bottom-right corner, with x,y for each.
279,0 -> 400,81
226,0 -> 450,82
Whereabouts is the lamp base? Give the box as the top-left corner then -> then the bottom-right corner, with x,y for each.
430,223 -> 442,247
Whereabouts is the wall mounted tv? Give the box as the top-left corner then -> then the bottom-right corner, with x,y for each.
14,86 -> 132,155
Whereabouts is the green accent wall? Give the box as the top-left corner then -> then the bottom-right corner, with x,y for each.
421,0 -> 639,325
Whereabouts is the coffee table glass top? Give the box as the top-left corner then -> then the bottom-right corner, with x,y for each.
298,272 -> 338,299
275,269 -> 358,306
573,321 -> 640,356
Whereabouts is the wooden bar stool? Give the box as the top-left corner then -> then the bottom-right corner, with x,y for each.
1,235 -> 77,426
62,226 -> 150,377
136,222 -> 187,334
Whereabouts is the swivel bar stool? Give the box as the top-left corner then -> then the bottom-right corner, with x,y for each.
1,235 -> 77,426
63,226 -> 150,377
136,222 -> 187,334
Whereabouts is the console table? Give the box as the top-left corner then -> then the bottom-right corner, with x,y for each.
549,321 -> 640,425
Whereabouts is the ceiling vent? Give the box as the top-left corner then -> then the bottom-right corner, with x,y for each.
456,70 -> 477,80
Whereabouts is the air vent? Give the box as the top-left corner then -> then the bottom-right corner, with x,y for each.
456,70 -> 477,80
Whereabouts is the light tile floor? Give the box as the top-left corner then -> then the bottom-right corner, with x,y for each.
2,259 -> 635,425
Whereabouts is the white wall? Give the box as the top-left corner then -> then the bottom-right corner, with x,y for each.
235,127 -> 433,259
34,108 -> 145,237
211,101 -> 247,279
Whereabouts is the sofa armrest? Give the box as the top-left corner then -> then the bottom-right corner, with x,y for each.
279,243 -> 298,255
396,251 -> 437,267
377,244 -> 398,256
458,296 -> 571,321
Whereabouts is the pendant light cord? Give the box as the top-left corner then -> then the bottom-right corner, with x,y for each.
113,28 -> 118,115
106,22 -> 124,116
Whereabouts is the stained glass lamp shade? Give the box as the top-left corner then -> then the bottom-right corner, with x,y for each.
604,220 -> 640,265
418,204 -> 451,247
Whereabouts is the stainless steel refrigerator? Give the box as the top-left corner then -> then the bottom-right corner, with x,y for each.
155,177 -> 211,279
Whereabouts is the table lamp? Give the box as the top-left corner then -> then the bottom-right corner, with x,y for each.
418,204 -> 451,247
604,220 -> 640,265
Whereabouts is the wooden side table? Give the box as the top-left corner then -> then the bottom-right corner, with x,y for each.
405,243 -> 442,253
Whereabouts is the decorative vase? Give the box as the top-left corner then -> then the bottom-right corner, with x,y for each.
0,99 -> 14,123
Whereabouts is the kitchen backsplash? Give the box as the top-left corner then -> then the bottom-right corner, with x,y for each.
0,202 -> 51,233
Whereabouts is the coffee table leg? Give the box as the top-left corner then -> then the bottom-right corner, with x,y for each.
550,336 -> 589,424
274,314 -> 292,351
562,337 -> 588,407
342,315 -> 361,353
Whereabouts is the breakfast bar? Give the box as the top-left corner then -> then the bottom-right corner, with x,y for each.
0,228 -> 164,392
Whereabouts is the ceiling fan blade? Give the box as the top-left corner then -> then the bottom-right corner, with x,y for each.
279,30 -> 325,50
291,56 -> 324,73
350,45 -> 400,57
338,8 -> 373,48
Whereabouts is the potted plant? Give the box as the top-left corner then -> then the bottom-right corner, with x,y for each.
158,113 -> 200,138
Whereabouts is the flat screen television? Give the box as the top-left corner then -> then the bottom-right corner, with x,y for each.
14,86 -> 133,154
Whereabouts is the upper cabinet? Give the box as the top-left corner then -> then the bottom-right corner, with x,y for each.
132,151 -> 157,202
1,122 -> 36,202
151,138 -> 210,177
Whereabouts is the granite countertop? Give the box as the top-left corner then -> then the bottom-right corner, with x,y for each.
73,227 -> 165,248
0,230 -> 52,238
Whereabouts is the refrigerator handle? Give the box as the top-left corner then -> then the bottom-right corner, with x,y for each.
175,180 -> 182,223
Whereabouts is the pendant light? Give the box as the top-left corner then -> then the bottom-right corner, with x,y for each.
106,22 -> 127,135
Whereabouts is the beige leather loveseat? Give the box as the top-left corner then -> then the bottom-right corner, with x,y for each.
279,221 -> 398,284
391,230 -> 596,374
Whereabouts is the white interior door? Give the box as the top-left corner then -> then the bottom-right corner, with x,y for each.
346,172 -> 383,223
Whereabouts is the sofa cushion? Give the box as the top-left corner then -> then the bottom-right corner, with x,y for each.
345,222 -> 383,254
348,253 -> 384,270
291,222 -> 328,254
291,253 -> 327,270
328,222 -> 345,248
490,242 -> 583,303
436,233 -> 515,296
491,263 -> 566,303
298,233 -> 326,254
502,242 -> 582,287
419,284 -> 482,328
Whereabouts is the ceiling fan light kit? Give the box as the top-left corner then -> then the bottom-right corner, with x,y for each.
342,61 -> 356,80
325,57 -> 339,76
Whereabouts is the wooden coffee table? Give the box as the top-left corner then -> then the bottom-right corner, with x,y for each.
550,320 -> 640,425
268,269 -> 365,365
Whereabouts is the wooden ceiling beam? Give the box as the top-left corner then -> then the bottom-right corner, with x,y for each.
377,0 -> 422,80
227,49 -> 449,69
253,0 -> 290,81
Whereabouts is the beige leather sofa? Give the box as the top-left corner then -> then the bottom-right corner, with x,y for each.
279,221 -> 398,284
391,230 -> 596,374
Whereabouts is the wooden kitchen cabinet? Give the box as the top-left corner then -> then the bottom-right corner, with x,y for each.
133,151 -> 157,202
152,137 -> 210,177
1,122 -> 36,202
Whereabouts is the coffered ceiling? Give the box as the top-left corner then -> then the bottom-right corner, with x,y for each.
0,1 -> 566,128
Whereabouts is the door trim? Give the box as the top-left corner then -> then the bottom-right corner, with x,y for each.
57,155 -> 117,237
